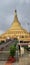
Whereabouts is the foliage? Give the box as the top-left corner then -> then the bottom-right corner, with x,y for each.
10,39 -> 18,57
10,45 -> 16,57
23,45 -> 29,50
14,40 -> 18,46
7,39 -> 18,62
24,45 -> 28,49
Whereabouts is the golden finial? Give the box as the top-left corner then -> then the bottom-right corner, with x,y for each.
15,10 -> 17,13
14,10 -> 17,17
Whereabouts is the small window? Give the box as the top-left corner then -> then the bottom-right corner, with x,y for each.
20,41 -> 23,43
22,36 -> 24,38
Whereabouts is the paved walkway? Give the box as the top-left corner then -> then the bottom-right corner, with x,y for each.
5,62 -> 12,65
3,51 -> 30,65
0,52 -> 30,65
0,61 -> 6,65
12,52 -> 30,65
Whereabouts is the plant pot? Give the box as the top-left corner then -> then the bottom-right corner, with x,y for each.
7,56 -> 16,63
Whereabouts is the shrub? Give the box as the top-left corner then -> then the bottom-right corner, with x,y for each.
10,45 -> 16,57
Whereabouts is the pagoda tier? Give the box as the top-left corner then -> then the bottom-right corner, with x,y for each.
0,10 -> 30,41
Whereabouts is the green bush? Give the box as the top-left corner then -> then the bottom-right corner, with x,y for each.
24,46 -> 28,49
10,45 -> 16,57
14,40 -> 18,46
24,45 -> 28,50
10,39 -> 18,57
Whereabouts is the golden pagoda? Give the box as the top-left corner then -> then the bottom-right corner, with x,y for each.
0,10 -> 30,41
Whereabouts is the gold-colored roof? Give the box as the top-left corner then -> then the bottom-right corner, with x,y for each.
0,10 -> 30,41
7,10 -> 28,34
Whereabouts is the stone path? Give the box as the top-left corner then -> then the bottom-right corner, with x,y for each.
0,52 -> 30,65
12,52 -> 30,65
0,61 -> 6,65
0,40 -> 30,65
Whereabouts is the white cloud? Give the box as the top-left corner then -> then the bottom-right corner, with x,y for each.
25,0 -> 30,3
0,30 -> 4,35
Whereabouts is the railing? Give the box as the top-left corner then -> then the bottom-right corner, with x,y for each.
0,51 -> 10,61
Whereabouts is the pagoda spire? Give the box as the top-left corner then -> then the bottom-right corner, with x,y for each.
14,10 -> 18,21
14,10 -> 17,16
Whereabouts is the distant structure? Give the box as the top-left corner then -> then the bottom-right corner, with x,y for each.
0,10 -> 30,42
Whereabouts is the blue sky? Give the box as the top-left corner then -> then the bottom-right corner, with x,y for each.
0,0 -> 30,34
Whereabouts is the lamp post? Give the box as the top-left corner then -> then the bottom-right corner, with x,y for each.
18,36 -> 21,54
18,36 -> 21,46
18,37 -> 24,56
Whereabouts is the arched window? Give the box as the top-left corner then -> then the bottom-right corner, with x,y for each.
22,35 -> 24,38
